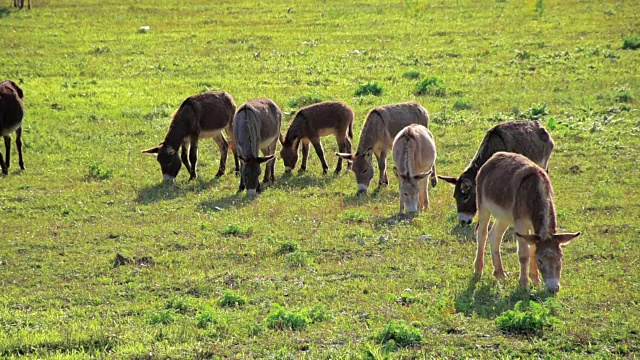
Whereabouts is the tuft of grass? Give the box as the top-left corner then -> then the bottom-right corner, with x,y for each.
165,298 -> 190,314
414,76 -> 446,96
86,161 -> 113,180
402,70 -> 421,79
308,304 -> 329,323
218,290 -> 247,308
148,310 -> 176,325
277,240 -> 298,254
219,224 -> 253,237
354,82 -> 384,97
374,321 -> 423,350
196,309 -> 217,329
285,251 -> 313,268
495,300 -> 560,336
340,209 -> 368,223
452,98 -> 474,110
528,102 -> 548,119
622,35 -> 640,50
615,88 -> 633,103
287,93 -> 322,108
265,304 -> 309,331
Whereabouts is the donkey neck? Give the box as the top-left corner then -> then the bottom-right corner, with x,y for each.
164,119 -> 190,148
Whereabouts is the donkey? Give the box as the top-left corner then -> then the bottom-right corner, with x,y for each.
475,152 -> 580,294
233,98 -> 282,196
142,91 -> 238,182
14,0 -> 31,9
279,101 -> 353,175
439,121 -> 554,225
0,80 -> 25,175
392,124 -> 437,214
336,102 -> 431,195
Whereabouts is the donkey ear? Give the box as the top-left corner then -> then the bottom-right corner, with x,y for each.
554,232 -> 581,245
165,146 -> 176,156
413,170 -> 433,181
516,233 -> 540,245
393,166 -> 403,179
438,175 -> 458,185
257,154 -> 275,164
142,145 -> 161,154
336,152 -> 354,161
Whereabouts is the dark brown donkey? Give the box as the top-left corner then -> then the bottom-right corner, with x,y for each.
336,102 -> 431,195
438,121 -> 554,225
142,91 -> 238,182
14,0 -> 31,9
0,80 -> 26,175
279,101 -> 354,175
234,98 -> 282,195
475,152 -> 580,294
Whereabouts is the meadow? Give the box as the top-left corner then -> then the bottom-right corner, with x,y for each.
1,0 -> 639,358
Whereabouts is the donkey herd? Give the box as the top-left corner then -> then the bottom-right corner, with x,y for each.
0,83 -> 581,294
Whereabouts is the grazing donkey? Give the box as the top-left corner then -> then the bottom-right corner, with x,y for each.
336,102 -> 431,195
142,91 -> 238,182
439,121 -> 554,225
0,80 -> 25,175
279,101 -> 354,175
392,125 -> 437,214
233,98 -> 282,196
475,152 -> 580,294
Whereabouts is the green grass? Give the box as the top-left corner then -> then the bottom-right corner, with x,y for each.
1,0 -> 640,358
495,300 -> 560,336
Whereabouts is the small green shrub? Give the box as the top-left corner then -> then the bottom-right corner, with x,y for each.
547,117 -> 557,131
165,298 -> 190,314
218,290 -> 247,308
402,70 -> 421,79
495,300 -> 559,336
219,224 -> 253,237
622,35 -> 640,50
374,321 -> 423,349
414,76 -> 446,96
354,82 -> 384,96
196,309 -> 217,329
285,251 -> 313,268
277,240 -> 298,254
308,304 -> 329,323
452,98 -> 473,110
288,93 -> 322,108
149,310 -> 176,325
615,88 -> 633,103
265,304 -> 310,331
86,161 -> 113,180
529,102 -> 548,119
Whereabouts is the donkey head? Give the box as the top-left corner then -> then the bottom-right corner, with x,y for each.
439,173 -> 477,225
239,155 -> 275,195
337,150 -> 373,195
142,143 -> 181,182
394,166 -> 432,214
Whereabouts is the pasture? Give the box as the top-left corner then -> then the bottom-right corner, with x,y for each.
1,0 -> 639,358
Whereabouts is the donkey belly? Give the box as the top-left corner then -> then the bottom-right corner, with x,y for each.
484,200 -> 515,226
198,129 -> 223,139
1,121 -> 21,136
259,134 -> 278,149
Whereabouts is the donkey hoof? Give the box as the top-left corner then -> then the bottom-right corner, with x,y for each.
494,271 -> 508,280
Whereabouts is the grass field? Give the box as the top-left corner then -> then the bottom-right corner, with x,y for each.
1,0 -> 639,358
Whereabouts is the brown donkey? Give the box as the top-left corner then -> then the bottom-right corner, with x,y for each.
279,101 -> 353,175
234,98 -> 282,196
336,102 -> 431,195
0,80 -> 25,175
142,91 -> 238,182
475,152 -> 580,294
14,0 -> 31,9
439,121 -> 554,225
392,124 -> 437,214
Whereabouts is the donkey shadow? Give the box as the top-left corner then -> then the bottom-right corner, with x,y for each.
271,171 -> 338,190
0,8 -> 11,19
450,223 -> 475,241
134,176 -> 224,204
454,275 -> 552,319
199,191 -> 255,212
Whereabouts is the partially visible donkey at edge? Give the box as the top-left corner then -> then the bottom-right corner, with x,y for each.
474,152 -> 580,294
233,98 -> 282,195
337,102 -> 431,195
439,121 -> 554,225
0,80 -> 26,175
392,124 -> 437,214
142,91 -> 238,182
279,101 -> 353,175
14,0 -> 31,9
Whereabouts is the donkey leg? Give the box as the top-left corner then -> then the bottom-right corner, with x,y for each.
188,139 -> 199,180
515,221 -> 532,289
3,136 -> 10,170
16,127 -> 24,170
334,136 -> 348,174
488,220 -> 509,279
180,142 -> 192,175
310,138 -> 329,175
0,147 -> 6,175
376,150 -> 388,187
299,141 -> 310,173
474,206 -> 491,276
213,133 -> 229,178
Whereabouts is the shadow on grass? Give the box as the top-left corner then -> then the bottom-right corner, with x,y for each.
135,182 -> 190,204
450,223 -> 475,241
0,8 -> 11,19
198,191 -> 255,212
454,275 -> 542,319
343,185 -> 396,206
272,171 -> 337,190
372,212 -> 415,229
